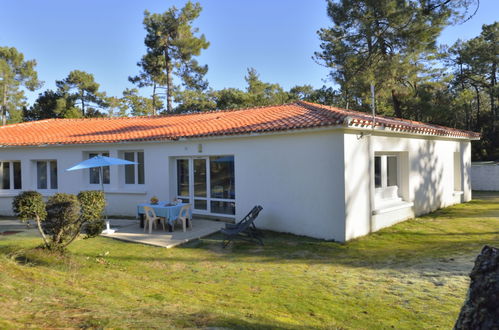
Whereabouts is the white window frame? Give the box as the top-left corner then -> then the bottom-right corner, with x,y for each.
0,161 -> 22,191
374,154 -> 401,201
174,156 -> 236,218
86,152 -> 110,185
122,151 -> 145,185
35,160 -> 58,190
453,152 -> 463,193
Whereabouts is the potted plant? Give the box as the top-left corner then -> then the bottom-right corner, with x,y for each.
150,196 -> 159,205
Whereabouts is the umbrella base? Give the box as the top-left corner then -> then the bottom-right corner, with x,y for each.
101,220 -> 116,235
102,229 -> 116,234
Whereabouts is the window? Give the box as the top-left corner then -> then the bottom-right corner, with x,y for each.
454,152 -> 462,191
374,155 -> 401,202
36,160 -> 58,189
177,159 -> 189,197
176,156 -> 236,216
88,152 -> 110,184
0,161 -> 21,190
124,151 -> 144,184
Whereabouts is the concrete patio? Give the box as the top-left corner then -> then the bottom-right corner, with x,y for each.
100,218 -> 224,248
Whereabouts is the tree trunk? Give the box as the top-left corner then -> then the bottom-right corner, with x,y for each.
35,215 -> 50,248
152,83 -> 157,116
474,85 -> 481,131
165,50 -> 173,113
81,90 -> 85,117
454,245 -> 499,329
1,84 -> 7,126
490,62 -> 497,133
391,89 -> 402,118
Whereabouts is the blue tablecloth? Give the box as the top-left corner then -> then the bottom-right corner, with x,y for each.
137,202 -> 190,225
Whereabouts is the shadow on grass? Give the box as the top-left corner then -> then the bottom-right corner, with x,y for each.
0,243 -> 68,267
2,197 -> 498,275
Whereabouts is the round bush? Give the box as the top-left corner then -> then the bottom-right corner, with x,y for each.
77,190 -> 106,237
44,193 -> 81,249
12,191 -> 47,223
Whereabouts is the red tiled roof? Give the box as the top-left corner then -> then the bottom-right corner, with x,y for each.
0,101 -> 480,146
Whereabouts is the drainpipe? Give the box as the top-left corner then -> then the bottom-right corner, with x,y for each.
368,83 -> 376,233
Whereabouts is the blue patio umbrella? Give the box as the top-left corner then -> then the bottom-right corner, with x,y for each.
66,155 -> 138,234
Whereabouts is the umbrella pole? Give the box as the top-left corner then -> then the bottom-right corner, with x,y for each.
101,166 -> 114,234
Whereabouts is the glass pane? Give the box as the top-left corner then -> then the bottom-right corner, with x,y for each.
124,152 -> 135,184
193,159 -> 207,197
13,161 -> 21,189
103,166 -> 110,184
1,162 -> 10,189
210,201 -> 235,215
137,152 -> 144,184
374,156 -> 382,188
176,159 -> 189,196
179,198 -> 190,204
89,154 -> 99,184
89,168 -> 99,184
387,156 -> 398,187
102,153 -> 110,184
37,161 -> 47,189
194,199 -> 207,210
210,156 -> 235,200
50,161 -> 58,189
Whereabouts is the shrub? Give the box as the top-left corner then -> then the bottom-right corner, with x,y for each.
77,190 -> 106,237
12,191 -> 50,246
12,190 -> 107,251
44,193 -> 81,250
12,191 -> 47,224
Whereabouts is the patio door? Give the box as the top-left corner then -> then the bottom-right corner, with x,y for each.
175,156 -> 235,217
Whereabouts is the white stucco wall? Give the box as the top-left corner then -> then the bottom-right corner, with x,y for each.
471,163 -> 499,191
0,127 -> 473,242
0,129 -> 346,241
343,131 -> 472,241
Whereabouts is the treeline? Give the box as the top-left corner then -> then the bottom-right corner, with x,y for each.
0,0 -> 497,159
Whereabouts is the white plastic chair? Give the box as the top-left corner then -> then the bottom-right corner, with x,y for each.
174,204 -> 192,232
143,206 -> 164,234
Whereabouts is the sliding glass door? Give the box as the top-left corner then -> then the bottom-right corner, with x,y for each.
176,156 -> 235,216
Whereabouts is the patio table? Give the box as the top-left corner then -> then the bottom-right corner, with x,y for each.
137,202 -> 191,232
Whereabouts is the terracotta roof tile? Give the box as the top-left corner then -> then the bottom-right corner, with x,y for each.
0,101 -> 480,146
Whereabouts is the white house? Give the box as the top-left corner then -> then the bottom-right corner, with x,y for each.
0,101 -> 480,241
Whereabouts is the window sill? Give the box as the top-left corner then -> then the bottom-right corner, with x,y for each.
104,189 -> 147,195
37,190 -> 59,197
373,200 -> 414,215
0,191 -> 22,197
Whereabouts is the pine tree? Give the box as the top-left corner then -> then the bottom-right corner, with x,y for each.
314,0 -> 461,117
135,1 -> 210,112
0,46 -> 41,125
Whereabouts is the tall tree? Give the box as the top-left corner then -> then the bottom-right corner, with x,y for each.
0,46 -> 41,125
24,89 -> 80,121
446,22 -> 499,159
244,68 -> 291,106
129,53 -> 166,115
138,1 -> 209,112
121,88 -> 163,116
56,70 -> 108,117
314,0 -> 471,117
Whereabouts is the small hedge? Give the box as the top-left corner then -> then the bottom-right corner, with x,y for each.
12,191 -> 47,224
44,193 -> 81,250
78,190 -> 106,237
12,190 -> 107,251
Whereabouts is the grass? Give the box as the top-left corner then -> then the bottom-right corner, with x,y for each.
0,193 -> 498,329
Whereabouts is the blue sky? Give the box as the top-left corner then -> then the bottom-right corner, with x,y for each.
0,0 -> 497,105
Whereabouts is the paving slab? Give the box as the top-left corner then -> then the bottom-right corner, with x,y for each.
100,219 -> 223,248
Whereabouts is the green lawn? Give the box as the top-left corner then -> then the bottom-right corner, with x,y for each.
1,193 -> 498,329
